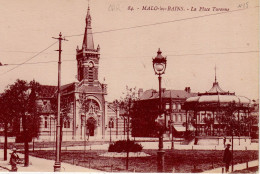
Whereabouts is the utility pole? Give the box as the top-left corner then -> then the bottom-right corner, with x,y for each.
126,99 -> 131,171
52,32 -> 67,172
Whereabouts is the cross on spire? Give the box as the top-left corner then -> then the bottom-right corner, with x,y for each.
214,64 -> 217,83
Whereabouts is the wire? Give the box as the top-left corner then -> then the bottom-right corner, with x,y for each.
0,6 -> 258,74
64,6 -> 259,38
167,50 -> 259,57
1,59 -> 74,66
0,50 -> 74,56
0,50 -> 258,67
0,41 -> 58,76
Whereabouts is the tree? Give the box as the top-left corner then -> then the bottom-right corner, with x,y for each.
2,79 -> 42,166
113,86 -> 139,170
0,91 -> 16,161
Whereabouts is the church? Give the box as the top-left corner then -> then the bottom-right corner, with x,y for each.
36,7 -> 124,141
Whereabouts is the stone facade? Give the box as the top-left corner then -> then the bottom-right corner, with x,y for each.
35,7 -> 121,141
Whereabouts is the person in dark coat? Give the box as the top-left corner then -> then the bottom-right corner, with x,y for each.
9,148 -> 20,172
223,144 -> 232,172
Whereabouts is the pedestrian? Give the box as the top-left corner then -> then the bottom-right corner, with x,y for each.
9,148 -> 20,172
223,137 -> 226,146
223,144 -> 232,173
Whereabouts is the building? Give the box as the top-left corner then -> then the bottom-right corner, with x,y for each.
132,87 -> 197,137
35,7 -> 124,141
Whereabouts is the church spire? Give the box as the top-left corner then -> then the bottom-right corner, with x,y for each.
82,5 -> 94,49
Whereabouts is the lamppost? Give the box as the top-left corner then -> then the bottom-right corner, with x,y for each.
152,48 -> 167,172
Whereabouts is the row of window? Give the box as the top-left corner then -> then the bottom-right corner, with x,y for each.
43,117 -> 70,129
172,114 -> 186,122
165,103 -> 182,110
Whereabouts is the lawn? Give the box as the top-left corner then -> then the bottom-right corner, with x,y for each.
29,149 -> 258,173
0,141 -> 106,150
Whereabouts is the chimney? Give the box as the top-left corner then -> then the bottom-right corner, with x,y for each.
152,90 -> 157,97
138,88 -> 143,98
185,87 -> 191,93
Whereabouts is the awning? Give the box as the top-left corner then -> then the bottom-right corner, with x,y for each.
173,126 -> 186,132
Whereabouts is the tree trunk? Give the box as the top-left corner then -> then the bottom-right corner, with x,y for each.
23,115 -> 29,167
4,121 -> 8,161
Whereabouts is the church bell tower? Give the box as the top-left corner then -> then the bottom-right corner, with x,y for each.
76,6 -> 100,84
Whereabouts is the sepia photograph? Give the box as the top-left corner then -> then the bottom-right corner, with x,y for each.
0,0 -> 259,173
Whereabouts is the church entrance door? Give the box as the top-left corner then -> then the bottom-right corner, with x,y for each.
87,117 -> 97,136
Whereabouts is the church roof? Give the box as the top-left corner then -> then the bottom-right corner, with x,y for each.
207,82 -> 226,93
38,82 -> 78,98
38,85 -> 57,98
82,6 -> 94,50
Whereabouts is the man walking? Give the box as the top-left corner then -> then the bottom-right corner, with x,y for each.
223,144 -> 232,173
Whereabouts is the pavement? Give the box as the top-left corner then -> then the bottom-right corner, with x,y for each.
0,142 -> 258,172
202,160 -> 259,173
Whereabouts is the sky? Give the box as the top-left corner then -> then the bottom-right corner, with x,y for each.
0,0 -> 259,102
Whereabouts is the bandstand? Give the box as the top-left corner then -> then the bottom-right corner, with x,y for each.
183,77 -> 251,138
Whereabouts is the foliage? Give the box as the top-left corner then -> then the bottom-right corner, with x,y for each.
0,79 -> 42,165
108,140 -> 143,152
1,79 -> 42,139
112,86 -> 139,136
131,100 -> 161,137
216,103 -> 256,137
112,86 -> 139,118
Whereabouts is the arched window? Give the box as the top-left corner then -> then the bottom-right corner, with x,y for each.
177,104 -> 181,110
67,120 -> 70,128
44,117 -> 48,128
173,104 -> 176,110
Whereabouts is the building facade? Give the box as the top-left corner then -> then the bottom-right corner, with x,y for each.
133,87 -> 197,137
35,7 -> 123,141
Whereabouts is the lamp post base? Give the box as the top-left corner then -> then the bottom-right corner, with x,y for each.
54,162 -> 61,172
157,150 -> 165,172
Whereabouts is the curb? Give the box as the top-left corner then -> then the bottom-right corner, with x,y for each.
0,164 -> 10,172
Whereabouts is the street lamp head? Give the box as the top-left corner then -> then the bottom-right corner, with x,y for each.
153,48 -> 167,75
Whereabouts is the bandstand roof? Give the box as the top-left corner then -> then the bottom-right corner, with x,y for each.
186,95 -> 250,104
184,76 -> 251,110
207,82 -> 226,93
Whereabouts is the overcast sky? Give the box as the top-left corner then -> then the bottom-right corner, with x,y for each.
0,0 -> 259,102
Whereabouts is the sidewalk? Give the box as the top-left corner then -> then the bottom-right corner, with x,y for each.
0,150 -> 101,172
202,160 -> 259,173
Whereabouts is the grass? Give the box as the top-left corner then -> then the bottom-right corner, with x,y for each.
29,149 -> 258,173
0,141 -> 106,150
